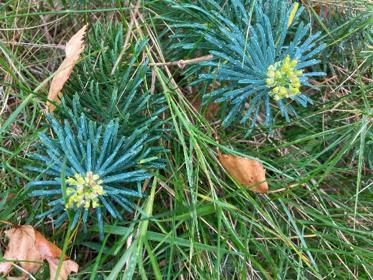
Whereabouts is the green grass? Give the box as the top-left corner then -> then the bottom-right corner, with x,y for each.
0,0 -> 372,279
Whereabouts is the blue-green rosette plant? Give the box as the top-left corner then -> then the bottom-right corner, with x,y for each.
64,22 -> 166,134
26,110 -> 165,239
25,22 -> 168,239
165,0 -> 326,133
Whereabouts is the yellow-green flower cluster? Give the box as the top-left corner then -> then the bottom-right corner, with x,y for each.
65,172 -> 105,209
266,55 -> 303,101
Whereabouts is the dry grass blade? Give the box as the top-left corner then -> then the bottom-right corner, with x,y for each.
46,24 -> 87,112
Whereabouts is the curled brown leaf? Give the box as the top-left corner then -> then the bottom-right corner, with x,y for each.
47,25 -> 87,112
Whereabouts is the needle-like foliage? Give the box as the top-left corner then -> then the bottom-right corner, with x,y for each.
26,110 -> 165,239
62,22 -> 166,134
165,0 -> 326,133
25,22 -> 168,239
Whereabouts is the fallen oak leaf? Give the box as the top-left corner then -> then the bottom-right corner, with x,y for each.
0,225 -> 79,280
47,24 -> 87,112
218,153 -> 268,193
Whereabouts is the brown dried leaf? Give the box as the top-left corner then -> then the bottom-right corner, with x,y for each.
34,231 -> 64,260
47,25 -> 87,112
47,259 -> 79,280
0,225 -> 42,274
0,225 -> 79,280
35,231 -> 79,280
218,154 -> 268,193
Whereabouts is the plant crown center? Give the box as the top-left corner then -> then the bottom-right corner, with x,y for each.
266,55 -> 303,101
66,171 -> 105,209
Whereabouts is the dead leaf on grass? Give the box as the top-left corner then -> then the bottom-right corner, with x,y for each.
0,225 -> 79,280
0,225 -> 42,274
218,153 -> 268,193
48,259 -> 79,280
35,230 -> 78,280
47,25 -> 87,112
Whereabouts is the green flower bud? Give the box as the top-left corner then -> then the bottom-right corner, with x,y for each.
65,172 -> 106,209
266,55 -> 303,100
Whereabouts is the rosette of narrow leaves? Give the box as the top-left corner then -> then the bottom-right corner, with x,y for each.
164,0 -> 290,52
26,113 -> 165,239
63,22 -> 166,135
164,0 -> 326,133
